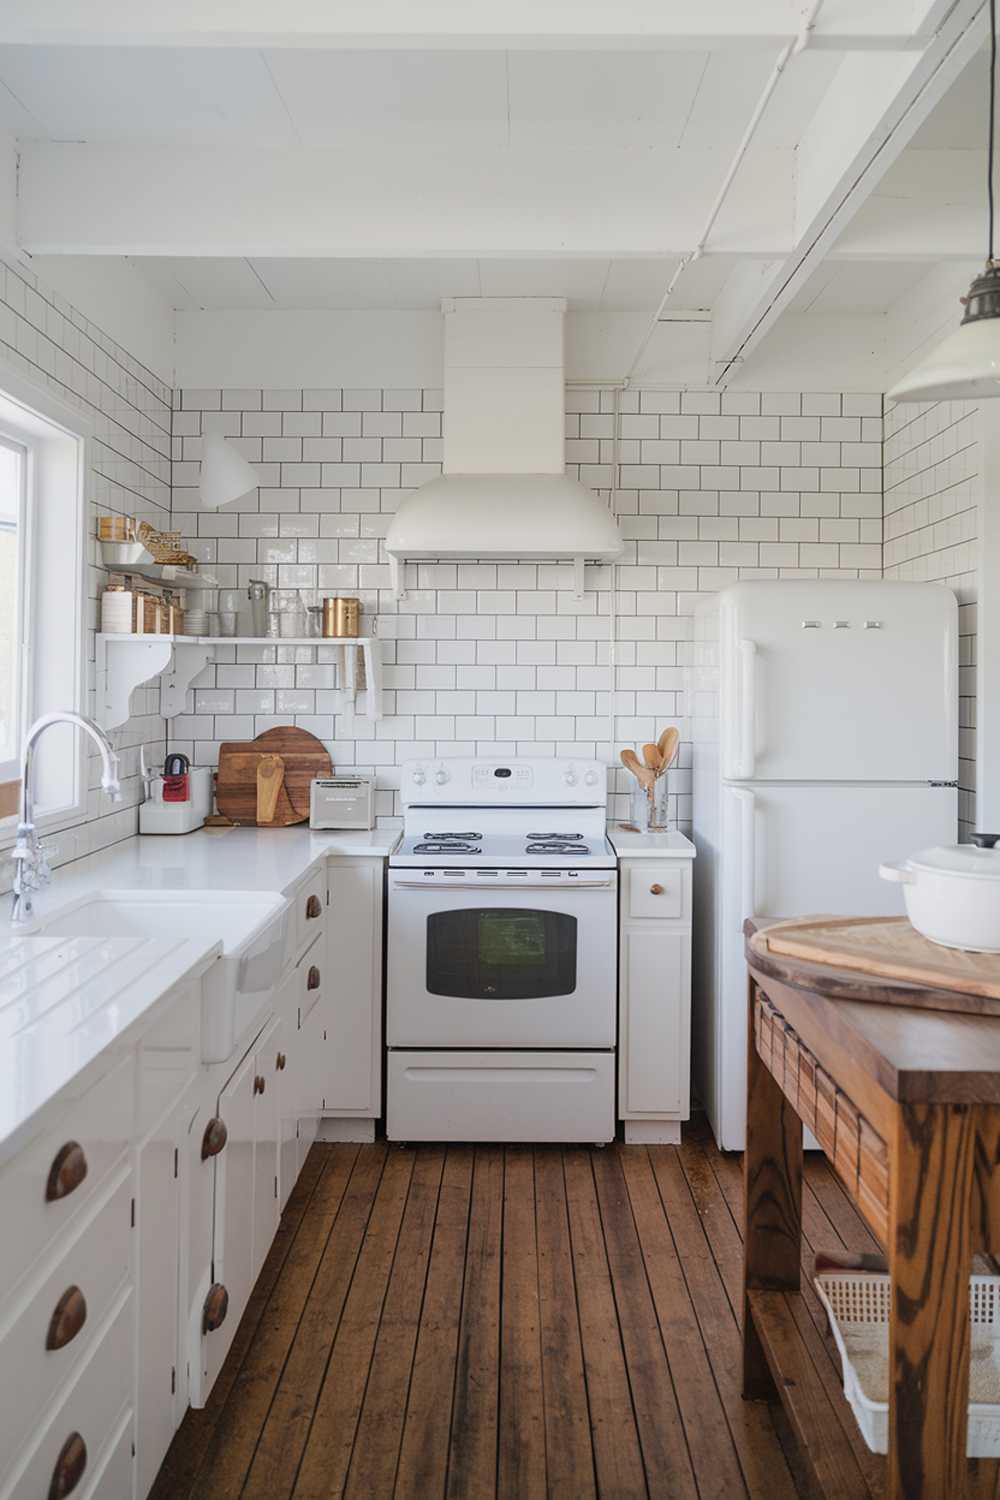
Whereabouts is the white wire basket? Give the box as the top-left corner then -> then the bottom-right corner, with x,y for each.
814,1270 -> 1000,1456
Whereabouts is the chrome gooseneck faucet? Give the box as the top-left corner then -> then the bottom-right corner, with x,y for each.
10,712 -> 122,925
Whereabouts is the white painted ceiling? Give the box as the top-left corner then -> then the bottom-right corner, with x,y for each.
2,25 -> 991,326
0,44 -> 840,152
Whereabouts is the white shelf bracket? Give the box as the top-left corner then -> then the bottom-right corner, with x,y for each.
95,635 -> 174,730
573,556 -> 586,600
160,643 -> 213,718
389,553 -> 406,603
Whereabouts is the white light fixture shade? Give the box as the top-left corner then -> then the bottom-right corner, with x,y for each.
888,311 -> 1000,403
199,433 -> 258,509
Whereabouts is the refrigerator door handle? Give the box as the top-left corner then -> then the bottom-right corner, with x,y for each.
733,639 -> 757,779
733,787 -> 757,917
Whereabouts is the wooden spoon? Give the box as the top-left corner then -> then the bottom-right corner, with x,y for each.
657,726 -> 680,770
621,748 -> 656,791
642,743 -> 663,774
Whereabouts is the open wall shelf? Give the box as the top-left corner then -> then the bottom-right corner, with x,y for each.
94,634 -> 383,730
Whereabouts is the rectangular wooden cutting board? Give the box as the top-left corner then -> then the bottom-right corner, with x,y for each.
751,915 -> 1000,1009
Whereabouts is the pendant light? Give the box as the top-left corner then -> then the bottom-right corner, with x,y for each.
888,0 -> 1000,402
198,433 -> 259,509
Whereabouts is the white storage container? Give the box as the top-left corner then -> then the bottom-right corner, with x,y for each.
814,1269 -> 1000,1456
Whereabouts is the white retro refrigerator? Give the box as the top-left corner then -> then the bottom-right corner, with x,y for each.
692,580 -> 959,1151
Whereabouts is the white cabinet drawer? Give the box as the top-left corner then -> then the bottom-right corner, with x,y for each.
80,1410 -> 133,1500
0,1055 -> 133,1304
297,941 -> 324,1027
0,1168 -> 132,1482
626,863 -> 689,921
292,868 -> 326,960
0,1287 -> 133,1500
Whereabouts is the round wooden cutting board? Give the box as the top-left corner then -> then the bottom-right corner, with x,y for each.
216,727 -> 332,826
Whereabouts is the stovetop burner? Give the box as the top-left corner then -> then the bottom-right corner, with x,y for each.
525,841 -> 592,854
412,840 -> 483,854
527,831 -> 584,842
424,831 -> 482,841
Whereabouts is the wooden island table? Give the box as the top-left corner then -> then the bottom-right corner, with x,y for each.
742,918 -> 1000,1499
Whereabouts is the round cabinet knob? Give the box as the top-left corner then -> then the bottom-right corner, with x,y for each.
305,894 -> 322,919
253,1074 -> 266,1096
650,883 -> 665,896
201,1117 -> 228,1160
276,1052 -> 287,1071
434,768 -> 448,785
46,1286 -> 87,1351
49,1432 -> 87,1499
412,768 -> 426,785
46,1142 -> 88,1203
202,1283 -> 229,1333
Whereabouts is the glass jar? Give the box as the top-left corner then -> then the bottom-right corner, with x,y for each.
629,774 -> 669,833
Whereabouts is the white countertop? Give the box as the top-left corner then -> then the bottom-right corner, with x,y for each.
0,826 -> 395,1166
0,933 -> 220,1165
607,825 -> 696,859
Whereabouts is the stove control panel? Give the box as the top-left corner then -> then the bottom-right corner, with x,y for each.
401,757 -> 609,808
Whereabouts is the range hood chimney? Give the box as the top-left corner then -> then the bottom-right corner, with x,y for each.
385,298 -> 623,599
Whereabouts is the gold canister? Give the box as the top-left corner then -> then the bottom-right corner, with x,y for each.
322,596 -> 361,637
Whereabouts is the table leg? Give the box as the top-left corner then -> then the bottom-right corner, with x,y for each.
743,977 -> 803,1400
888,1103 -> 976,1500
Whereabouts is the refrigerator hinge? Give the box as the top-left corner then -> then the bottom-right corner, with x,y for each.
929,780 -> 958,788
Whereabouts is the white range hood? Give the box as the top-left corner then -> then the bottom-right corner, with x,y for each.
385,297 -> 622,599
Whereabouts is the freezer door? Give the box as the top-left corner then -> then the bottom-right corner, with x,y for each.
714,780 -> 958,1151
720,581 -> 958,782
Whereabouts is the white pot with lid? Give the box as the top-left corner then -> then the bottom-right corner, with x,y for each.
879,833 -> 1000,952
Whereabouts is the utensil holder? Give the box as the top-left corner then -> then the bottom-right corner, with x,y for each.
630,775 -> 668,833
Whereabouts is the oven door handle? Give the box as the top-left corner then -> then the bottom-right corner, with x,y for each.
390,876 -> 617,890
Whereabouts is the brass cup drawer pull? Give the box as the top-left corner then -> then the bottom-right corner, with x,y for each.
49,1431 -> 86,1499
202,1283 -> 229,1333
254,1074 -> 266,1096
305,894 -> 322,919
276,1052 -> 287,1071
46,1142 -> 88,1202
46,1286 -> 88,1351
649,883 -> 665,895
307,965 -> 321,991
200,1117 -> 228,1160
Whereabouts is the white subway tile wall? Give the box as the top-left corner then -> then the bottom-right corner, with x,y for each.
172,387 -> 883,828
0,257 -> 171,889
883,398 -> 978,837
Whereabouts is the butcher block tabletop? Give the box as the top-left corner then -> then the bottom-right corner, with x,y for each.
746,917 -> 1000,1104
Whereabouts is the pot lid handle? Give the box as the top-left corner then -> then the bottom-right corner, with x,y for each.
970,833 -> 1000,848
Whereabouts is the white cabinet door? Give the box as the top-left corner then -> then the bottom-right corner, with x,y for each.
323,859 -> 382,1114
620,927 -> 690,1118
203,1047 -> 256,1395
252,1016 -> 282,1275
135,1085 -> 195,1499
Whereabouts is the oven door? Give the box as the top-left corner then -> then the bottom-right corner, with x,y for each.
387,871 -> 617,1048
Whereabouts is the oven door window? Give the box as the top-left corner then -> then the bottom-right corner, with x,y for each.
426,908 -> 577,1000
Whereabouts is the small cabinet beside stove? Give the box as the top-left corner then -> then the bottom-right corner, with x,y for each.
618,854 -> 694,1144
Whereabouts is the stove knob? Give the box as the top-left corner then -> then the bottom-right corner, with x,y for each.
563,767 -> 578,786
411,768 -> 426,786
584,769 -> 599,786
434,768 -> 449,786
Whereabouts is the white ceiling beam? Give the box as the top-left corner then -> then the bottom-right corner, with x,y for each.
0,0 -> 949,51
15,142 -> 795,259
709,0 -> 988,382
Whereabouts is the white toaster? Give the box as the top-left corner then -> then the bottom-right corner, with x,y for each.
310,776 -> 375,830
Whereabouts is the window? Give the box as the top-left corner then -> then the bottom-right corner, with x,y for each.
0,435 -> 26,798
0,363 -> 89,835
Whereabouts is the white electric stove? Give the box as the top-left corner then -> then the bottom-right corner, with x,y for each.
387,757 -> 618,1144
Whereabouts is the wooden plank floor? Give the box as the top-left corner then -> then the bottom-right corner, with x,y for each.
151,1122 -> 1000,1500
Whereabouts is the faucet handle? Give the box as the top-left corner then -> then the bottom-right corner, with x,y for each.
34,842 -> 54,887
